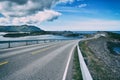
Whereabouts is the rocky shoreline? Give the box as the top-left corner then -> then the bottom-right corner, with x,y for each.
79,32 -> 120,80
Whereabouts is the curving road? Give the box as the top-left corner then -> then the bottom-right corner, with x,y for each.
0,40 -> 78,80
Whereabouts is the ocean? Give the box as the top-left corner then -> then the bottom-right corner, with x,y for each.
0,34 -> 73,41
0,31 -> 120,41
0,31 -> 120,49
73,31 -> 97,34
0,34 -> 74,49
111,31 -> 120,34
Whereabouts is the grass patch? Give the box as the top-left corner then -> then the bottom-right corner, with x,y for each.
79,41 -> 112,80
107,32 -> 120,40
72,47 -> 83,80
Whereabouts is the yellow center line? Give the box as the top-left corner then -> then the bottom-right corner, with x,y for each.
31,45 -> 56,55
0,61 -> 8,66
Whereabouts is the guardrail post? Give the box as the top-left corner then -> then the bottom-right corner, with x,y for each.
36,40 -> 38,44
8,41 -> 11,48
44,40 -> 46,43
26,41 -> 28,45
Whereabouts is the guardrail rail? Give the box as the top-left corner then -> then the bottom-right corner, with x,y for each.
0,39 -> 70,49
77,45 -> 93,80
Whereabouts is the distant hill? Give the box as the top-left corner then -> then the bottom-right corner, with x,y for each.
0,25 -> 43,32
0,25 -> 83,38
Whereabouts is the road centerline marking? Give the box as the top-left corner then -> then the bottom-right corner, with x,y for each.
31,45 -> 56,55
0,61 -> 8,66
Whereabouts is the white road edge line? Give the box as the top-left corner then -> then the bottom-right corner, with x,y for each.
62,44 -> 76,80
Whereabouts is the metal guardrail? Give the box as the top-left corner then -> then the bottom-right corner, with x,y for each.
77,45 -> 93,80
0,39 -> 70,49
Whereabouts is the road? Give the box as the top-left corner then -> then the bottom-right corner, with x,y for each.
0,40 -> 78,80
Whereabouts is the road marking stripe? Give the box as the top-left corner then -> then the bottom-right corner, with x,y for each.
31,45 -> 56,55
62,44 -> 76,80
32,41 -> 69,55
0,61 -> 8,66
32,48 -> 49,55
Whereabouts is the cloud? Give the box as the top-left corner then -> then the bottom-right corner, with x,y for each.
78,3 -> 87,8
60,0 -> 74,3
0,10 -> 61,25
0,0 -> 73,25
0,0 -> 59,17
0,17 -> 10,24
12,10 -> 61,24
0,0 -> 28,5
0,0 -> 74,17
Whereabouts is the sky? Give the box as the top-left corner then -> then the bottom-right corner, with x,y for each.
0,0 -> 120,31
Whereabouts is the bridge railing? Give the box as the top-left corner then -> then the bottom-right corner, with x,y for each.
0,39 -> 70,49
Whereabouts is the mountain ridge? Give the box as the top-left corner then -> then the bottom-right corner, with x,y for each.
0,25 -> 43,32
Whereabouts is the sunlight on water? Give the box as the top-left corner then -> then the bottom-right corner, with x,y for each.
0,34 -> 72,41
113,47 -> 120,54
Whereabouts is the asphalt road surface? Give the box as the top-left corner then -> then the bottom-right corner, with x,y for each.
0,40 -> 78,80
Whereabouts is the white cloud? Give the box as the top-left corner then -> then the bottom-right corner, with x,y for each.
0,10 -> 61,25
13,10 -> 61,24
78,4 -> 87,8
0,0 -> 67,25
60,0 -> 74,3
0,0 -> 74,17
0,0 -> 59,17
0,17 -> 10,24
0,0 -> 78,25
